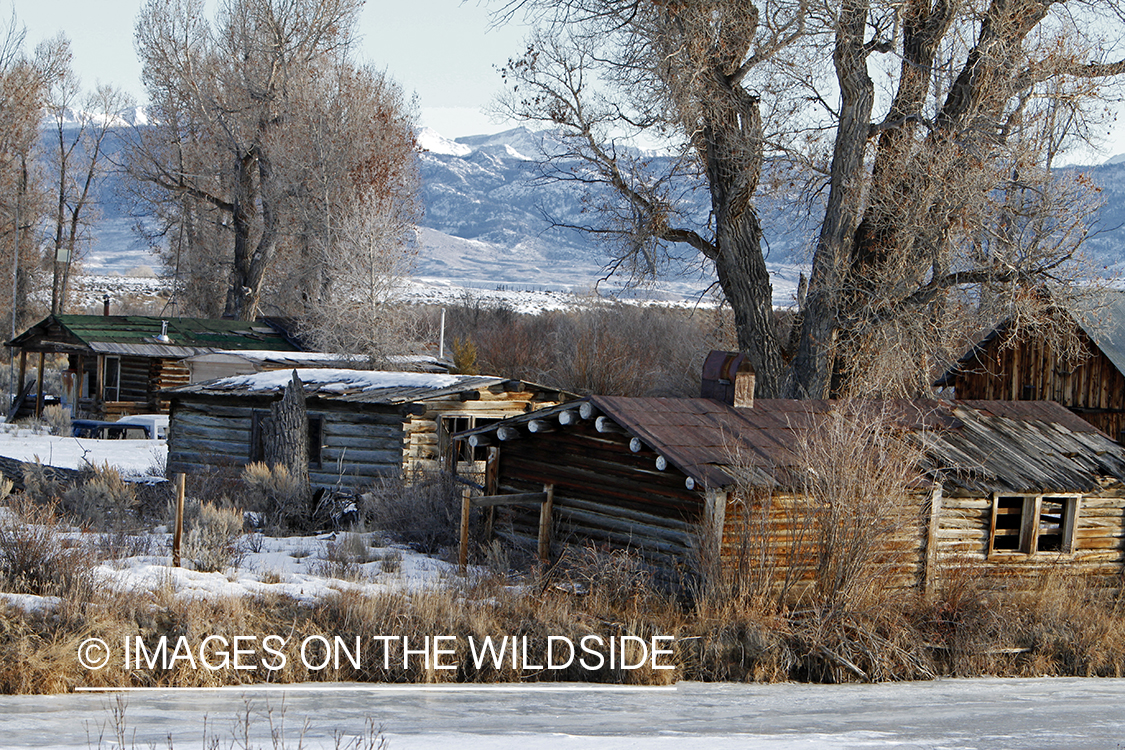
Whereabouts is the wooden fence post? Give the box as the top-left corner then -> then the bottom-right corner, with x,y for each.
172,472 -> 186,567
459,487 -> 472,573
537,483 -> 554,564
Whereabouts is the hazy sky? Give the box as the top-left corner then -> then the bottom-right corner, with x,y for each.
7,0 -> 529,138
5,0 -> 1125,161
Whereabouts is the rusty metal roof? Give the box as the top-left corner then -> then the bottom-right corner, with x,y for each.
457,396 -> 1125,495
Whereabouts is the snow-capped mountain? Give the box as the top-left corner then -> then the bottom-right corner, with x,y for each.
72,120 -> 1125,301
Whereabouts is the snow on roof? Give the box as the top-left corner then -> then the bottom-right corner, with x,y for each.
214,368 -> 469,393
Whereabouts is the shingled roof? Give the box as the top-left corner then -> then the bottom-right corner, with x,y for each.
6,315 -> 301,357
457,396 -> 1125,496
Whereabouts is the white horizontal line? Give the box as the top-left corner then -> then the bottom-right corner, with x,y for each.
75,684 -> 678,694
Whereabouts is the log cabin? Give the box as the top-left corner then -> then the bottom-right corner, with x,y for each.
164,368 -> 573,491
454,388 -> 1125,596
936,291 -> 1125,442
5,314 -> 302,420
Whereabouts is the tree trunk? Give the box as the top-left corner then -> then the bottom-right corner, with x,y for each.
263,370 -> 311,513
787,0 -> 874,398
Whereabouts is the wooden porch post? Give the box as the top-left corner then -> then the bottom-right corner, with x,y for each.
34,352 -> 45,418
17,350 -> 26,394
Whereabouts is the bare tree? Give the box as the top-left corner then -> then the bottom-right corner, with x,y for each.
0,10 -> 49,338
130,0 -> 419,322
38,34 -> 131,314
496,0 -> 1125,397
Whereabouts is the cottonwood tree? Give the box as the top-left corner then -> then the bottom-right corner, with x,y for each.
496,0 -> 1125,397
0,12 -> 50,339
130,0 -> 419,323
39,34 -> 131,314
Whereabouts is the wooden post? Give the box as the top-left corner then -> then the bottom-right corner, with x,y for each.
17,350 -> 26,398
34,352 -> 45,418
537,483 -> 554,564
172,472 -> 186,567
701,488 -> 728,586
923,483 -> 943,600
459,487 -> 472,573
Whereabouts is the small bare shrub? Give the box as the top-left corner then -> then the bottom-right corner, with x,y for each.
0,495 -> 93,599
242,462 -> 311,531
42,404 -> 71,437
312,532 -> 375,581
360,472 -> 461,554
184,501 -> 246,572
60,463 -> 139,530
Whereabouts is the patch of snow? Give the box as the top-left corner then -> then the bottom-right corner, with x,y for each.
0,591 -> 62,615
0,425 -> 165,476
417,127 -> 473,157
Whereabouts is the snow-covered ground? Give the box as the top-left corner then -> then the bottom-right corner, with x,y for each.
0,424 -> 165,477
2,677 -> 1124,749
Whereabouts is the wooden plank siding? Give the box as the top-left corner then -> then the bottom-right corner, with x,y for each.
484,422 -> 705,574
951,327 -> 1125,441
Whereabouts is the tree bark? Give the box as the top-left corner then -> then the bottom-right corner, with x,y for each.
263,370 -> 311,510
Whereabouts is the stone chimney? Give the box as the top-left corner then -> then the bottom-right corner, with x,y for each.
700,351 -> 755,408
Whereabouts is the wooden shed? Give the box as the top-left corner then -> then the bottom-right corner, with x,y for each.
454,396 -> 1125,595
5,315 -> 302,420
164,369 -> 573,491
936,291 -> 1125,442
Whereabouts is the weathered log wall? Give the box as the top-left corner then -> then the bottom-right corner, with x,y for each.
929,488 -> 1125,588
167,399 -> 407,490
404,389 -> 564,477
485,422 -> 705,574
719,489 -> 930,598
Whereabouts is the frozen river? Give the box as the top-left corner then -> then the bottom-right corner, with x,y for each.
4,677 -> 1125,749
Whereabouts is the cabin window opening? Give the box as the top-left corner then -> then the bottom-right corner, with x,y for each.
103,357 -> 120,402
989,494 -> 1079,556
250,410 -> 324,467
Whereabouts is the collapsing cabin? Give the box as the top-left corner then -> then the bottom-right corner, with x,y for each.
5,315 -> 302,420
164,369 -> 572,491
454,395 -> 1125,594
936,291 -> 1125,442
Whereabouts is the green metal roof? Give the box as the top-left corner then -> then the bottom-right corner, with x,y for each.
6,315 -> 302,355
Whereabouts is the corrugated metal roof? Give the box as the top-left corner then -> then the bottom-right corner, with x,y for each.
458,397 -> 1125,495
6,315 -> 301,353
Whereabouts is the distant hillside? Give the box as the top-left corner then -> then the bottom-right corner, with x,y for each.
78,122 -> 1125,302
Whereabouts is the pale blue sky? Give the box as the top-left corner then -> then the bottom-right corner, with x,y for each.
6,0 -> 1125,161
7,0 -> 528,138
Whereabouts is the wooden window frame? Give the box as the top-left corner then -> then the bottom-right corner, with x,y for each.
102,356 -> 121,402
988,493 -> 1081,557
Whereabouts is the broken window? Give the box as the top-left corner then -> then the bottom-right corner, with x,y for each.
989,494 -> 1080,555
